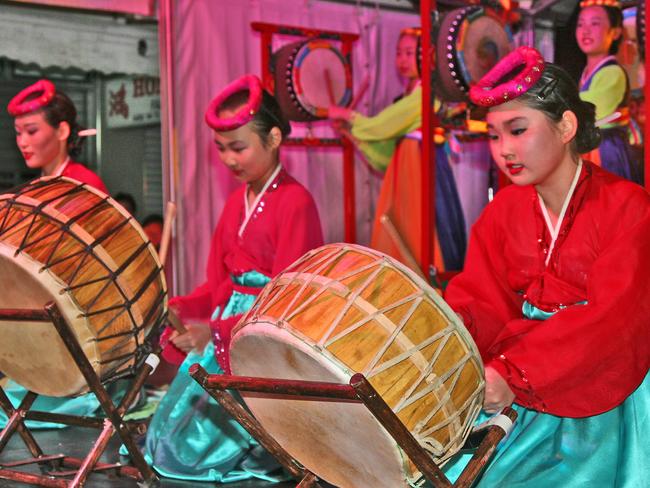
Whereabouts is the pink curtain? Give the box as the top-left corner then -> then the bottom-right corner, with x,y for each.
163,0 -> 418,295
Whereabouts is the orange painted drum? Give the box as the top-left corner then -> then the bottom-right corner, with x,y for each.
231,243 -> 484,488
0,177 -> 167,397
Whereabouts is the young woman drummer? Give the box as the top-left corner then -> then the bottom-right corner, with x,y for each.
9,79 -> 107,192
575,0 -> 642,183
442,46 -> 650,486
146,74 -> 323,481
329,27 -> 466,276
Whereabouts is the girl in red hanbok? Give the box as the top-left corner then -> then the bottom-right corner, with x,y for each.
145,74 -> 323,482
0,79 -> 110,430
9,79 -> 107,192
443,46 -> 650,486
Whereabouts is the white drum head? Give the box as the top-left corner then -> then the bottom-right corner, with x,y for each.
295,45 -> 348,111
231,322 -> 413,488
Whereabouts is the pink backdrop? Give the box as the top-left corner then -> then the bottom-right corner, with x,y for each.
161,0 -> 418,295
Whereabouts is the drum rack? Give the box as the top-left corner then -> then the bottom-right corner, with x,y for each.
251,22 -> 359,243
190,364 -> 517,488
0,302 -> 159,488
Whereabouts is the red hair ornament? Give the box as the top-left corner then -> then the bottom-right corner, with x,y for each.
205,74 -> 264,131
469,46 -> 545,107
7,79 -> 56,116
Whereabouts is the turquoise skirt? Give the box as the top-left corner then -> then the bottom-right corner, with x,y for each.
143,342 -> 286,482
442,301 -> 650,487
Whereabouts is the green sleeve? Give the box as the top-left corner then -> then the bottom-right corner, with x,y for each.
351,86 -> 421,171
579,65 -> 627,122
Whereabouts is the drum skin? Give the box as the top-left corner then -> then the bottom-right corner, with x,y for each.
435,6 -> 512,102
231,243 -> 484,488
273,39 -> 352,121
0,177 -> 167,397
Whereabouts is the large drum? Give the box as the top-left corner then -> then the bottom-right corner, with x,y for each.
231,244 -> 484,488
435,6 -> 512,102
0,177 -> 167,397
273,39 -> 352,121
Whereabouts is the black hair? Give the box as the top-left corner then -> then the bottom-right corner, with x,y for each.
603,6 -> 623,55
114,192 -> 137,215
515,63 -> 601,155
24,89 -> 85,159
218,89 -> 291,144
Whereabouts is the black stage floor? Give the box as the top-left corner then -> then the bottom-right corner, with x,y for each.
0,425 -> 295,487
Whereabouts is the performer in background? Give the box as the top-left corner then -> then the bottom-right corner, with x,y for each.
9,79 -> 107,192
146,74 -> 323,482
329,27 -> 466,275
576,0 -> 642,183
443,46 -> 650,486
0,79 -> 112,430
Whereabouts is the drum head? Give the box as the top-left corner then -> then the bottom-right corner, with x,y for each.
274,39 -> 352,121
231,323 -> 410,488
436,6 -> 512,102
0,246 -> 99,396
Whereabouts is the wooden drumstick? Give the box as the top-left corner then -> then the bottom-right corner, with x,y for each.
157,201 -> 186,334
380,214 -> 427,281
324,68 -> 337,106
158,201 -> 176,267
349,74 -> 370,110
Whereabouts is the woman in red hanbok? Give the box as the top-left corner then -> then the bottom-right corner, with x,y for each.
146,75 -> 324,482
9,79 -> 107,193
442,47 -> 650,486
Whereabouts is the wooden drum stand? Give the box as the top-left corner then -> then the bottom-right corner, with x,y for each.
0,302 -> 160,487
190,365 -> 517,488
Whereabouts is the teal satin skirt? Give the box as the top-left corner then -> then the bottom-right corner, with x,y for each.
144,342 -> 286,482
0,380 -> 128,430
144,271 -> 286,482
441,301 -> 650,487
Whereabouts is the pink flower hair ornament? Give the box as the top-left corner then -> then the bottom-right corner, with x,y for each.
205,74 -> 264,131
7,79 -> 56,117
469,46 -> 545,107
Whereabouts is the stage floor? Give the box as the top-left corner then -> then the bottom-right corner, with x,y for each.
0,426 -> 295,487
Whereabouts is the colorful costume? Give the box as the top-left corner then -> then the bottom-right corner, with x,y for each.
443,161 -> 650,485
579,56 -> 642,184
351,86 -> 466,272
147,167 -> 323,482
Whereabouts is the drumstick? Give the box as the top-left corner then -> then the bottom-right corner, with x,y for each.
324,69 -> 336,105
158,201 -> 176,267
595,111 -> 622,128
158,202 -> 186,335
380,214 -> 428,281
349,74 -> 370,110
78,128 -> 97,137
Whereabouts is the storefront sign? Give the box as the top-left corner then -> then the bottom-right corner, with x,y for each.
105,76 -> 160,128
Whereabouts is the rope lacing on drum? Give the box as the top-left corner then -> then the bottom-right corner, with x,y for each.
0,177 -> 168,385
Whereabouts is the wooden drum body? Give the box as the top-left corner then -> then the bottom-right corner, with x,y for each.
435,6 -> 512,102
0,177 -> 167,397
231,244 -> 484,488
273,39 -> 352,121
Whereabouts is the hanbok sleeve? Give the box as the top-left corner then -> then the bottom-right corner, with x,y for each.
486,189 -> 650,417
444,203 -> 523,357
579,65 -> 627,122
351,87 -> 422,171
271,188 -> 324,275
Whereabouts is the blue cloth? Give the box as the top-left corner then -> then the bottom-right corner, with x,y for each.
441,301 -> 650,487
0,381 -> 128,430
144,271 -> 288,482
598,127 -> 643,185
435,144 -> 467,271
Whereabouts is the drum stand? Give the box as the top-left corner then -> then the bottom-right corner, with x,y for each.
0,302 -> 159,487
190,365 -> 517,488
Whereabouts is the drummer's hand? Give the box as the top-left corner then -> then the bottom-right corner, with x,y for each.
483,366 -> 515,414
328,105 -> 353,121
170,322 -> 212,354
